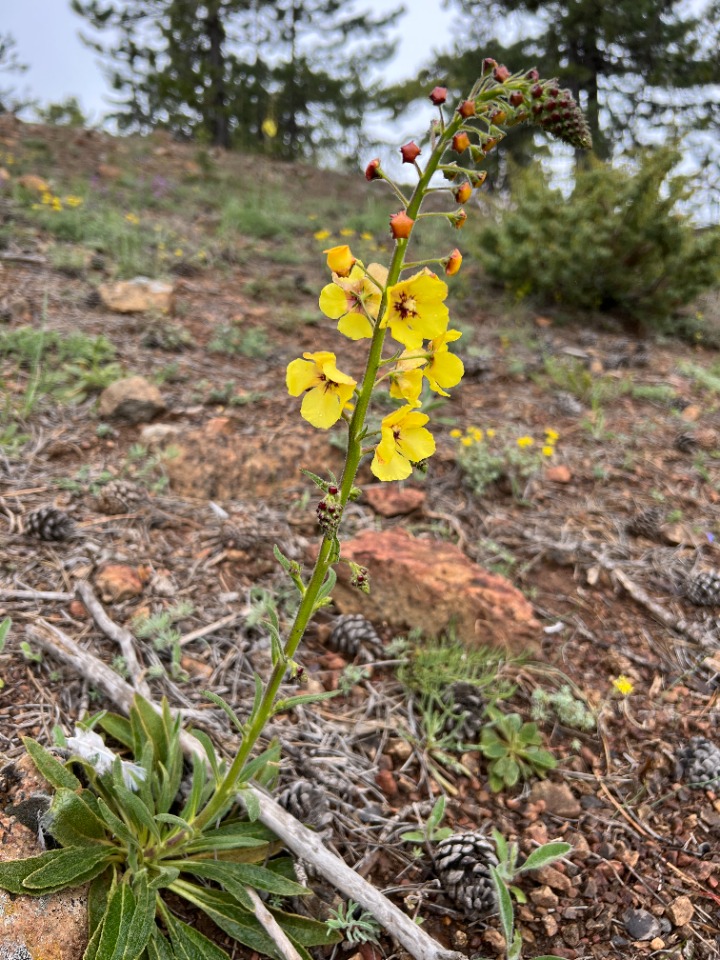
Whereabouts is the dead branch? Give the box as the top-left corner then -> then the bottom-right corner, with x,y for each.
244,885 -> 304,960
26,619 -> 465,960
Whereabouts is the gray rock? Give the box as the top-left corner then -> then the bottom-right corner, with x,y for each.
99,375 -> 166,424
623,908 -> 662,941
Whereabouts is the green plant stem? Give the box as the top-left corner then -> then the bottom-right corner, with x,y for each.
192,109 -> 464,835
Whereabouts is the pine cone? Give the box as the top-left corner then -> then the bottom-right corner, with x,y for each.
94,479 -> 145,515
435,831 -> 499,915
677,737 -> 720,789
440,681 -> 487,742
625,506 -> 664,540
277,780 -> 332,831
674,431 -> 698,453
328,614 -> 382,659
23,507 -> 75,541
685,571 -> 720,606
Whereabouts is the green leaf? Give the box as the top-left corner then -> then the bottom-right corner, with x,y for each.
202,691 -> 245,736
509,885 -> 526,903
47,788 -> 111,847
121,873 -> 157,960
238,742 -> 281,785
96,796 -> 138,849
239,787 -> 261,823
273,545 -> 293,573
178,755 -> 209,823
111,780 -> 161,843
130,695 -> 169,765
520,842 -> 572,873
144,928 -> 175,960
23,846 -> 114,892
272,690 -> 339,714
0,617 -> 11,650
97,713 -> 134,750
171,860 -> 254,911
164,908 -> 233,959
399,831 -> 424,843
187,729 -> 221,782
491,867 -> 514,946
492,829 -> 508,863
300,468 -> 327,491
315,568 -> 337,604
95,882 -> 135,959
427,796 -> 445,832
22,737 -> 81,791
173,859 -> 308,898
88,868 -> 115,938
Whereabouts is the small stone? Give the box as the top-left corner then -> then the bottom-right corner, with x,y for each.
140,423 -> 182,446
375,769 -> 399,798
649,939 -> 665,951
482,929 -> 506,953
99,276 -> 174,313
67,599 -> 88,620
387,739 -> 413,761
545,464 -> 572,484
680,404 -> 701,422
666,895 -> 694,927
18,173 -> 50,193
623,908 -> 661,941
529,781 -> 581,818
534,865 -> 572,893
364,485 -> 426,517
542,915 -> 559,937
99,376 -> 166,424
95,564 -> 145,602
205,416 -> 233,436
530,885 -> 559,908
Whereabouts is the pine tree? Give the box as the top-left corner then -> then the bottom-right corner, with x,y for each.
0,33 -> 28,115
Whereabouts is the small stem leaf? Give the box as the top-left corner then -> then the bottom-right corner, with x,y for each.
239,788 -> 261,823
490,866 -> 514,947
272,690 -> 339,714
188,728 -> 221,782
492,829 -> 508,864
202,691 -> 245,736
519,842 -> 572,873
238,742 -> 282,785
97,712 -> 134,750
300,468 -> 327,491
427,796 -> 445,832
22,737 -> 81,791
145,929 -> 175,960
273,544 -> 293,573
315,568 -> 337,604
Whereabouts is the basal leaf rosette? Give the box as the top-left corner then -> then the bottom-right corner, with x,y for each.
319,262 -> 388,340
286,350 -> 356,428
371,405 -> 436,481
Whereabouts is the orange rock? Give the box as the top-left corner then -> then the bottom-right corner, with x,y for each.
205,416 -> 232,436
364,485 -> 426,517
375,768 -> 399,798
681,405 -> 701,422
332,528 -> 540,655
18,173 -> 50,193
94,564 -> 145,602
97,163 -> 122,180
67,599 -> 88,620
99,278 -> 174,314
545,464 -> 572,483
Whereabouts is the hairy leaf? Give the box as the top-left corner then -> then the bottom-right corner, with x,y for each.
22,737 -> 81,791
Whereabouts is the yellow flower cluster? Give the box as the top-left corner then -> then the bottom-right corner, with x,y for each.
542,427 -> 559,457
313,224 -> 376,244
32,191 -> 83,212
612,675 -> 634,696
287,244 -> 465,480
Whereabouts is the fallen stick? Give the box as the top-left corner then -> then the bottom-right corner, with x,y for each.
0,589 -> 74,602
27,619 -> 464,960
75,582 -> 151,697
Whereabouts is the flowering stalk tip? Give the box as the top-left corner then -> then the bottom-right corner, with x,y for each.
389,210 -> 415,239
429,86 -> 448,105
400,141 -> 422,164
365,158 -> 383,181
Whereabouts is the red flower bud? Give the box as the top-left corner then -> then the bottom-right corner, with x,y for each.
482,58 -> 498,74
365,158 -> 382,181
389,210 -> 415,239
525,68 -> 540,81
509,91 -> 525,107
454,181 -> 472,204
450,208 -> 468,230
548,86 -> 560,97
452,131 -> 471,153
531,84 -> 544,99
458,99 -> 476,118
400,141 -> 421,163
493,64 -> 511,82
429,86 -> 447,106
471,170 -> 488,188
444,248 -> 463,276
483,137 -> 498,153
489,109 -> 507,125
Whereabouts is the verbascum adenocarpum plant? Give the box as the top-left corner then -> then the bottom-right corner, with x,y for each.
0,64 -> 590,960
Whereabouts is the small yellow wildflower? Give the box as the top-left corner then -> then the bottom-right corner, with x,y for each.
261,117 -> 278,138
612,675 -> 634,696
323,244 -> 355,277
41,191 -> 53,205
197,250 -> 207,259
30,203 -> 42,210
545,428 -> 560,442
542,445 -> 554,456
174,248 -> 183,257
125,212 -> 140,225
64,195 -> 84,208
360,231 -> 373,241
339,228 -> 355,237
422,329 -> 464,397
471,428 -> 483,442
486,428 -> 496,438
461,436 -> 473,447
517,436 -> 534,448
286,351 -> 356,429
51,197 -> 63,211
314,229 -> 331,240
371,405 -> 435,481
319,262 -> 388,340
384,269 -> 450,349
450,428 -> 462,438
158,242 -> 166,251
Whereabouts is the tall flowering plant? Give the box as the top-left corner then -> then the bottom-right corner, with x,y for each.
0,65 -> 590,959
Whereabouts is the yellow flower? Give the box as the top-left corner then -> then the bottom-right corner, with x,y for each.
51,197 -> 63,211
41,192 -> 53,205
460,436 -> 473,447
612,675 -> 634,696
262,117 -> 278,138
286,351 -> 356,429
324,244 -> 356,277
360,231 -> 373,241
388,351 -> 426,407
384,270 -> 449,349
542,445 -> 554,456
517,436 -> 534,448
125,212 -> 140,225
486,428 -> 496,438
450,428 -> 462,438
174,248 -> 183,257
314,229 -> 331,240
339,228 -> 355,237
423,329 -> 464,397
319,263 -> 388,340
471,428 -> 483,442
545,428 -> 560,442
64,195 -> 84,207
371,405 -> 436,481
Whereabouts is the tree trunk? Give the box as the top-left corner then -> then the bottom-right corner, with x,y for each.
206,2 -> 230,148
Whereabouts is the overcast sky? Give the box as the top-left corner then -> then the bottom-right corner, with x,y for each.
3,1 -> 455,124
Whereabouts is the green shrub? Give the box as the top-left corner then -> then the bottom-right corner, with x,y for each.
477,149 -> 720,330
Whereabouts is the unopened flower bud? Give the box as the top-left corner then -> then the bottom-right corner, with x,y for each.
483,137 -> 498,153
365,158 -> 382,181
400,141 -> 421,164
324,244 -> 355,277
509,91 -> 525,107
454,181 -> 472,204
469,145 -> 484,164
470,170 -> 488,188
429,86 -> 447,105
349,562 -> 370,593
525,68 -> 540,81
452,131 -> 471,153
493,64 -> 511,82
531,83 -> 544,99
450,208 -> 467,230
389,210 -> 415,239
458,99 -> 476,118
482,58 -> 498,74
444,248 -> 463,276
489,109 -> 507,125
327,485 -> 338,495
